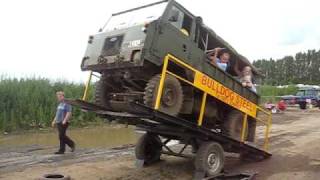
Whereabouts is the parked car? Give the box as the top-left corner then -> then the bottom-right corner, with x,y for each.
295,88 -> 320,109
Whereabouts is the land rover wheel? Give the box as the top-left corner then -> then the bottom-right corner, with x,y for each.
94,73 -> 110,106
224,110 -> 248,141
135,133 -> 162,165
144,74 -> 183,116
195,142 -> 224,176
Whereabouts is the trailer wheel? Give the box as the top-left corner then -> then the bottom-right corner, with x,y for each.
299,102 -> 307,109
135,133 -> 162,165
195,142 -> 224,176
144,74 -> 183,116
224,110 -> 248,141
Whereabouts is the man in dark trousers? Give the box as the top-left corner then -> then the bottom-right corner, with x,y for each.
51,91 -> 75,154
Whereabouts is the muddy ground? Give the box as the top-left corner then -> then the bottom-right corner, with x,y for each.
1,107 -> 320,180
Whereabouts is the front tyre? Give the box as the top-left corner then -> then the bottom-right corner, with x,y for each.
144,74 -> 183,116
95,73 -> 112,107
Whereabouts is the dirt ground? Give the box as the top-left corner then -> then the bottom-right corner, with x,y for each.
1,107 -> 320,180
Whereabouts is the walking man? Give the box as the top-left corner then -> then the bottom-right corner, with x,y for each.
52,91 -> 75,154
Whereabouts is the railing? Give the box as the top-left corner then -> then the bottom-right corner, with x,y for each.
82,71 -> 93,101
154,54 -> 272,151
81,54 -> 272,151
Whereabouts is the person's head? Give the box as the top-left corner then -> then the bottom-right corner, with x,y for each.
56,91 -> 65,102
242,66 -> 252,76
217,49 -> 230,63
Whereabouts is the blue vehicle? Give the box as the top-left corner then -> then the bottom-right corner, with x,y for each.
295,87 -> 320,109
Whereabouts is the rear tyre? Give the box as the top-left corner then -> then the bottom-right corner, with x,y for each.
195,142 -> 224,176
224,110 -> 248,141
299,102 -> 307,110
135,133 -> 162,165
144,74 -> 183,116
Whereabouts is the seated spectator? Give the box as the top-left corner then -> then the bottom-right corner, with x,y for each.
240,66 -> 256,92
209,47 -> 230,71
234,61 -> 256,92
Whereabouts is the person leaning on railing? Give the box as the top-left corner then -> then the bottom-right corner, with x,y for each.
209,47 -> 230,72
234,60 -> 257,93
208,47 -> 256,92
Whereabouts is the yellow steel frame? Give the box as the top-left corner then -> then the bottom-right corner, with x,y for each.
154,54 -> 272,151
81,54 -> 272,151
82,71 -> 93,101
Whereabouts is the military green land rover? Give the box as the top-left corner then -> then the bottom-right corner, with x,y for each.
81,0 -> 260,141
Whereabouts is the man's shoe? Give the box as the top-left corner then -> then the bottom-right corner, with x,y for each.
71,144 -> 76,152
54,151 -> 64,155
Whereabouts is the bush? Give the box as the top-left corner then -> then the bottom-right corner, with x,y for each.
257,85 -> 298,103
0,77 -> 100,132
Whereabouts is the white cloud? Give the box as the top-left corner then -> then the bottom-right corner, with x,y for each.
0,0 -> 319,81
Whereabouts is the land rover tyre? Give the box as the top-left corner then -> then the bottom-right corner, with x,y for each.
195,142 -> 224,176
95,73 -> 111,107
135,133 -> 162,165
144,74 -> 183,116
299,101 -> 307,109
224,110 -> 248,141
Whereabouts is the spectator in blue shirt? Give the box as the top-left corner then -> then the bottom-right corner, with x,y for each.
209,47 -> 230,71
51,91 -> 75,154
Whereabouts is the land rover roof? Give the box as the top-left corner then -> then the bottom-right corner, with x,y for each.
102,0 -> 260,75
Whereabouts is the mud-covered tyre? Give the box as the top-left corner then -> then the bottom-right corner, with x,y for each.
299,102 -> 307,109
195,142 -> 224,176
95,73 -> 111,107
40,174 -> 70,180
224,110 -> 248,141
135,133 -> 162,165
144,74 -> 183,116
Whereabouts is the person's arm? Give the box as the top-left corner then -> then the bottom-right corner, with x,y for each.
210,47 -> 222,65
51,117 -> 56,128
62,104 -> 72,125
62,112 -> 72,125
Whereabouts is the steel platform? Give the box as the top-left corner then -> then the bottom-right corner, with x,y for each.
66,99 -> 271,160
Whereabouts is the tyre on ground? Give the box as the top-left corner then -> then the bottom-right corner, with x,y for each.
135,133 -> 162,165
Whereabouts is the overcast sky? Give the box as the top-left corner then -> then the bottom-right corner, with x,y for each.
0,0 -> 319,82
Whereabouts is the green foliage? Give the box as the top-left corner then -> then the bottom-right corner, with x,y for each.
0,77 -> 100,132
257,85 -> 298,103
253,49 -> 320,85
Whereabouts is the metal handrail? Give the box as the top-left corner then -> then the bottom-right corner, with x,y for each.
154,54 -> 272,151
81,53 -> 272,151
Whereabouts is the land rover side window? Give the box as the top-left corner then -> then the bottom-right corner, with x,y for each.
168,6 -> 192,36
